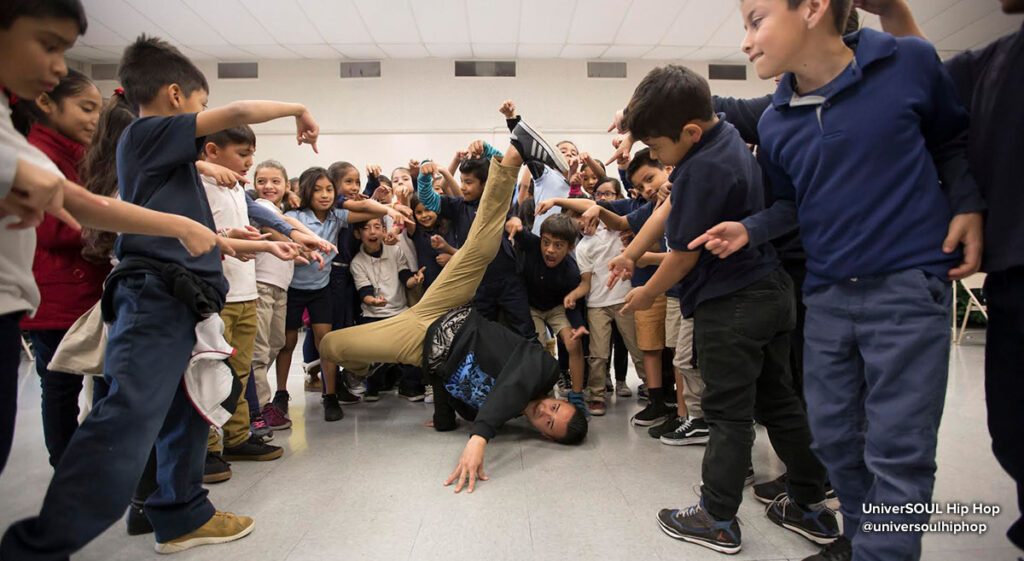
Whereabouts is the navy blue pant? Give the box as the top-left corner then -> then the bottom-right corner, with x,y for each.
803,270 -> 950,561
1,273 -> 215,559
984,267 -> 1024,551
0,312 -> 22,476
26,330 -> 84,468
474,276 -> 535,340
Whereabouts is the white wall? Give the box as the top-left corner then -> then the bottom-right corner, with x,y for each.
92,58 -> 775,182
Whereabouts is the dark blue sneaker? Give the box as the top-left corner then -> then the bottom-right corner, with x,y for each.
657,503 -> 741,554
766,495 -> 840,545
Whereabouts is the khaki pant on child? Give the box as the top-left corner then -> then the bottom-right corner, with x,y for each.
586,303 -> 644,403
671,313 -> 704,418
634,293 -> 667,351
320,156 -> 520,373
252,282 -> 287,407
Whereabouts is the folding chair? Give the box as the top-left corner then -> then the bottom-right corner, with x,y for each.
954,273 -> 988,345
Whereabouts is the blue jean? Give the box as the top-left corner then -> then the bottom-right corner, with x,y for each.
1,273 -> 216,559
26,330 -> 84,468
803,269 -> 950,561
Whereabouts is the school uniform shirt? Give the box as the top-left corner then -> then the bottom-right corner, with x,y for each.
575,225 -> 632,308
664,119 -> 779,318
751,29 -> 984,291
531,165 -> 571,235
0,97 -> 61,316
116,113 -> 227,300
944,23 -> 1024,274
202,175 -> 257,302
350,244 -> 412,319
284,207 -> 349,290
22,124 -> 111,330
614,199 -> 665,288
252,199 -> 295,290
408,226 -> 456,289
515,230 -> 584,328
712,95 -> 805,265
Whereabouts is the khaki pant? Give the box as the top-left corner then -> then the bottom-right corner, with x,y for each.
586,303 -> 645,403
209,300 -> 258,451
671,313 -> 704,417
252,282 -> 287,407
530,306 -> 572,341
320,156 -> 520,373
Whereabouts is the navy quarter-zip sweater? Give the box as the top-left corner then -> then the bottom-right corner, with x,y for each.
747,29 -> 985,291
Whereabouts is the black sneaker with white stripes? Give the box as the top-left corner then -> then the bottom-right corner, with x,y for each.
660,416 -> 709,446
509,121 -> 569,175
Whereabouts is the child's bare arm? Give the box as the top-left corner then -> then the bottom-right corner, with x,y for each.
535,197 -> 595,216
195,101 -> 318,152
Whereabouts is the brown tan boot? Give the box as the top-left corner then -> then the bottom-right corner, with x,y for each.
154,511 -> 254,554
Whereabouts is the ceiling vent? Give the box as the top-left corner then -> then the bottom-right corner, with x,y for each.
90,63 -> 118,81
217,62 -> 258,79
340,61 -> 381,78
708,64 -> 746,81
454,61 -> 516,77
587,61 -> 627,78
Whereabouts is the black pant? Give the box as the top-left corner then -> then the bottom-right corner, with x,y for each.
26,330 -> 84,467
611,322 -> 627,382
694,268 -> 826,521
984,267 -> 1024,550
359,315 -> 424,392
782,259 -> 808,408
0,313 -> 22,475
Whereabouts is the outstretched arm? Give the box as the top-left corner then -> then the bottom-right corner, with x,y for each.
195,100 -> 319,152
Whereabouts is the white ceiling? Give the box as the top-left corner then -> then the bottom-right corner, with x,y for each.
68,0 -> 1024,64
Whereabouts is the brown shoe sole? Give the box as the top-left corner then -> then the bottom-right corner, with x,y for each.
203,471 -> 232,484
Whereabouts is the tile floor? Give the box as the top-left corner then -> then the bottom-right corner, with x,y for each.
0,330 -> 1019,561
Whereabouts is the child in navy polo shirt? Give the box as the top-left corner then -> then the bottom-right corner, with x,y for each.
692,1 -> 985,559
613,65 -> 835,555
2,34 -> 322,557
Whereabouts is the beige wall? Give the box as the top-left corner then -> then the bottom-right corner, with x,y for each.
89,57 -> 775,181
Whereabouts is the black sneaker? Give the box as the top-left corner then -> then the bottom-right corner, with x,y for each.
363,386 -> 380,402
126,502 -> 153,535
630,401 -> 674,427
322,393 -> 344,422
753,473 -> 787,504
657,503 -> 741,555
660,416 -> 710,446
203,452 -> 232,483
648,416 -> 686,439
802,536 -> 851,561
766,495 -> 840,545
335,385 -> 361,405
399,385 -> 426,402
272,390 -> 290,416
509,121 -> 570,175
222,434 -> 283,461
